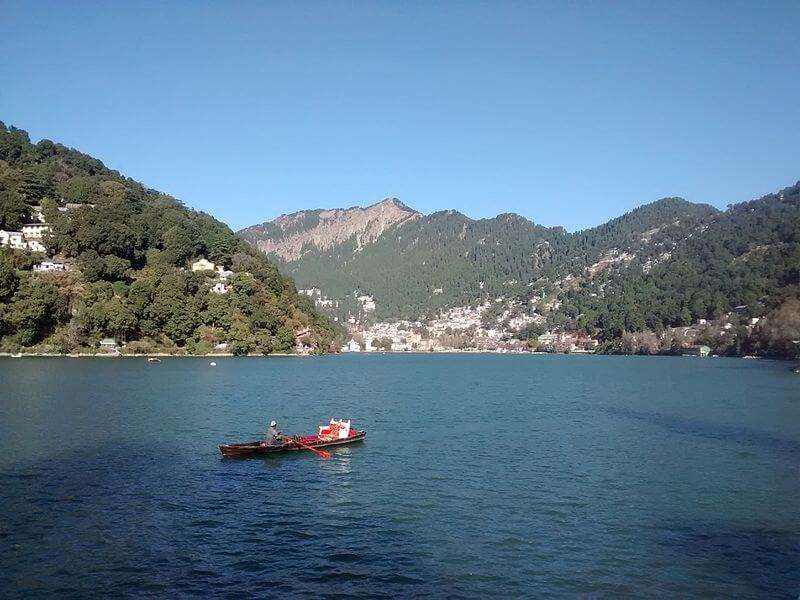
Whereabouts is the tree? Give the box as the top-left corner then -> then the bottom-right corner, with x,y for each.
228,311 -> 254,355
0,250 -> 18,301
103,255 -> 131,280
274,325 -> 296,353
79,250 -> 105,282
0,187 -> 29,230
752,298 -> 800,358
8,278 -> 69,346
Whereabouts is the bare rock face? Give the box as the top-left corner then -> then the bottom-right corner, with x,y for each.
241,198 -> 420,262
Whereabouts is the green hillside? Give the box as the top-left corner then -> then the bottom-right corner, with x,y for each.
553,183 -> 800,339
268,210 -> 566,320
0,121 -> 340,354
240,183 -> 799,351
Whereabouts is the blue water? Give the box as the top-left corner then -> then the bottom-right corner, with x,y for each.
0,355 -> 798,598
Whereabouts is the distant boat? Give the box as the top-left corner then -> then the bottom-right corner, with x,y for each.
147,357 -> 161,363
209,361 -> 217,367
11,352 -> 22,358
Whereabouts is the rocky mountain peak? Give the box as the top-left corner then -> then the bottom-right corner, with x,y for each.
241,198 -> 420,262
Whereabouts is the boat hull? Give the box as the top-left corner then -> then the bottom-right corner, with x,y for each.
219,430 -> 366,458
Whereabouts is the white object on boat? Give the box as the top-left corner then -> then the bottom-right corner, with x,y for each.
318,418 -> 351,440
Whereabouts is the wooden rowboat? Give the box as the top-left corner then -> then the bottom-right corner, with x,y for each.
219,429 -> 366,458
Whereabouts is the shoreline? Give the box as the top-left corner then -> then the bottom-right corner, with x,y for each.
0,351 -> 792,361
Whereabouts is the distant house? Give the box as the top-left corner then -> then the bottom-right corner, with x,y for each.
342,339 -> 361,352
27,240 -> 47,253
537,332 -> 558,345
685,345 -> 711,357
191,258 -> 216,272
99,338 -> 119,353
31,205 -> 46,223
33,261 -> 69,272
0,230 -> 27,250
211,282 -> 229,294
215,265 -> 233,280
21,224 -> 52,240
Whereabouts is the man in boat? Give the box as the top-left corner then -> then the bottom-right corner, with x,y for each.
265,420 -> 284,445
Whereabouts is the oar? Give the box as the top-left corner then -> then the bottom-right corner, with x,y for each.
291,436 -> 331,459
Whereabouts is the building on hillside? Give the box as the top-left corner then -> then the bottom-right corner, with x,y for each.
191,258 -> 216,272
21,224 -> 52,239
537,332 -> 558,345
356,293 -> 376,312
99,338 -> 119,353
27,240 -> 46,253
33,261 -> 69,272
0,230 -> 27,250
64,202 -> 93,210
215,265 -> 233,280
342,339 -> 361,352
211,282 -> 229,294
684,345 -> 711,357
31,205 -> 46,222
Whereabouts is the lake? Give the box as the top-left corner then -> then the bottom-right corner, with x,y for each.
0,354 -> 798,598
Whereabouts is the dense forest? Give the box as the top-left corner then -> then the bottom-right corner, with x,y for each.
0,121 -> 340,354
551,185 -> 800,339
242,182 -> 799,358
262,210 -> 566,320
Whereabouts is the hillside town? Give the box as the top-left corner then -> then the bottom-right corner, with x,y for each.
299,288 -> 598,353
299,287 -> 778,357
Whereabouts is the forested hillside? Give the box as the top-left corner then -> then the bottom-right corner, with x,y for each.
257,209 -> 566,320
552,183 -> 800,339
0,121 -> 340,354
241,184 -> 799,352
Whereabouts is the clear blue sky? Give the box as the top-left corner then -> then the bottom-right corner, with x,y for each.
1,1 -> 798,231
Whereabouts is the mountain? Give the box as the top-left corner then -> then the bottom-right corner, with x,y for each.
239,184 -> 799,351
0,121 -> 340,354
241,198 -> 420,261
242,201 -> 569,319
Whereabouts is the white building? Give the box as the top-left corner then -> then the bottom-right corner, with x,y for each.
0,230 -> 27,250
341,339 -> 362,352
191,258 -> 215,272
215,265 -> 233,280
21,224 -> 52,240
33,261 -> 69,272
211,282 -> 229,294
27,240 -> 47,253
537,332 -> 558,344
31,206 -> 46,223
356,294 -> 376,312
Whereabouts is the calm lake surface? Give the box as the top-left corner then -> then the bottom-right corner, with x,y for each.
0,355 -> 798,598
